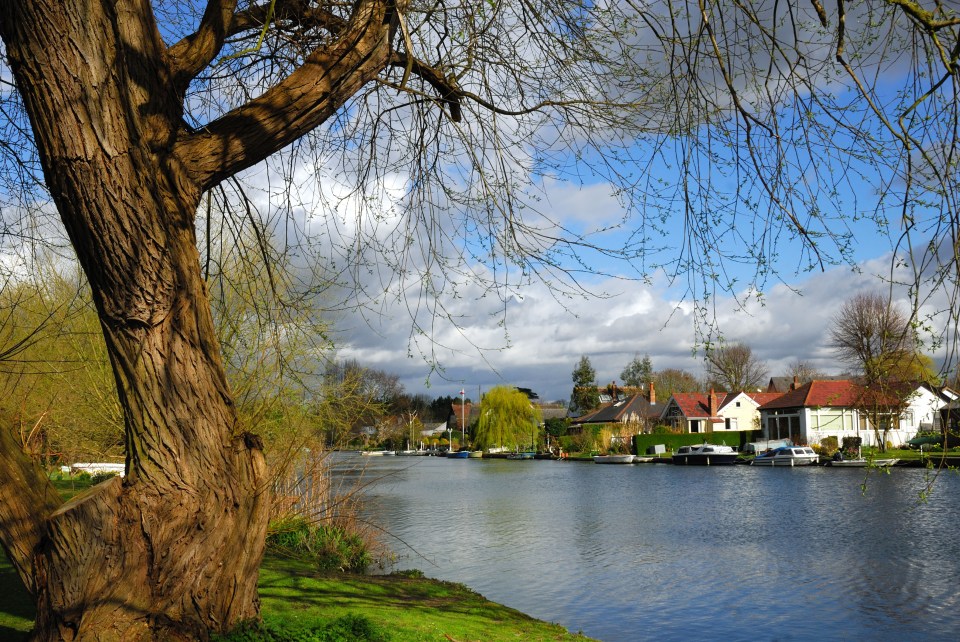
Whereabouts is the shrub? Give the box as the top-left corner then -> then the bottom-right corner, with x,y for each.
91,471 -> 118,484
267,517 -> 371,573
650,424 -> 676,435
820,436 -> 839,453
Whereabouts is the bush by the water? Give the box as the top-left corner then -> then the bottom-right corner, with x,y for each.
214,614 -> 389,642
91,471 -> 118,484
267,517 -> 371,573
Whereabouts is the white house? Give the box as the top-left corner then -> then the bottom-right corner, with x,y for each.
758,380 -> 953,448
659,390 -> 783,434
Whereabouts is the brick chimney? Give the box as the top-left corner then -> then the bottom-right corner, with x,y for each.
648,381 -> 656,405
791,375 -> 799,391
708,389 -> 718,417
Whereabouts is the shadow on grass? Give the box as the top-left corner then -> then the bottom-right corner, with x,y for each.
0,563 -> 34,640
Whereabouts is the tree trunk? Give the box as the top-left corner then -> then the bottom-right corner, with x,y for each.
0,2 -> 270,639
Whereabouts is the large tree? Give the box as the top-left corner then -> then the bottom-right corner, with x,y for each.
829,292 -> 921,382
0,1 -> 959,640
620,353 -> 653,388
473,385 -> 542,452
570,355 -> 598,414
704,343 -> 768,392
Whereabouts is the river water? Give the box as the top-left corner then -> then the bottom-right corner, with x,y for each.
338,455 -> 960,641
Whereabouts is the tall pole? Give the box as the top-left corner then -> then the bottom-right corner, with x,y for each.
460,389 -> 466,448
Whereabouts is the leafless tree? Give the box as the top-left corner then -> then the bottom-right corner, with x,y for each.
782,361 -> 828,385
829,292 -> 917,382
705,343 -> 768,391
829,292 -> 934,451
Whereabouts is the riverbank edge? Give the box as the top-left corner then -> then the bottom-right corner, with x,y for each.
0,553 -> 595,641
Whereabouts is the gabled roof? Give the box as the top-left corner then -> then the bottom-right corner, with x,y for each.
742,391 -> 785,407
575,393 -> 662,424
759,380 -> 897,410
666,392 -> 728,419
767,375 -> 846,393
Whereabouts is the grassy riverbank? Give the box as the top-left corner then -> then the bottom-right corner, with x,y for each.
2,478 -> 591,642
1,554 -> 589,641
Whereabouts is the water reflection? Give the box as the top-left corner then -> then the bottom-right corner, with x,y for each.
342,455 -> 960,641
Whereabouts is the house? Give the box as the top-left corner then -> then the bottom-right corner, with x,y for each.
573,383 -> 663,434
572,388 -> 665,434
756,379 -> 945,448
896,382 -> 956,433
659,390 -> 780,434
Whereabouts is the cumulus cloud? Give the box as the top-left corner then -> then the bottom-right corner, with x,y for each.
333,245 -> 953,403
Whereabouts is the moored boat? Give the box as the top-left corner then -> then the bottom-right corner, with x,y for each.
467,450 -> 483,458
593,454 -> 636,464
751,446 -> 819,466
506,452 -> 535,460
446,450 -> 470,459
828,457 -> 899,467
671,444 -> 738,466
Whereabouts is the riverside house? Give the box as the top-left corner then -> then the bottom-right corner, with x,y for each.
659,390 -> 782,434
757,379 -> 954,448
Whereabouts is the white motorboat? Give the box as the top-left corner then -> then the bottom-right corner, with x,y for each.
593,454 -> 636,464
751,446 -> 819,466
672,444 -> 738,465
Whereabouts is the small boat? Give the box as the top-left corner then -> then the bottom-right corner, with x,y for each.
360,450 -> 389,456
446,450 -> 470,459
506,452 -> 535,460
751,446 -> 819,466
633,456 -> 656,463
467,450 -> 483,458
828,457 -> 900,467
593,454 -> 635,464
672,444 -> 738,466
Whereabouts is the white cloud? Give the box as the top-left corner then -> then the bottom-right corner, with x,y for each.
334,247 -> 953,403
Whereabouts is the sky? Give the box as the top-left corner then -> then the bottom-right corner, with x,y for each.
333,242 -> 936,404
3,2 -> 954,408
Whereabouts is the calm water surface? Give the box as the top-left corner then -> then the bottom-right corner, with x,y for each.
338,455 -> 960,641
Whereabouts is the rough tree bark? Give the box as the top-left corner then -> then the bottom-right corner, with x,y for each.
0,1 -> 404,639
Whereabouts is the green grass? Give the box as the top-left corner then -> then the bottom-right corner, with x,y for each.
0,555 -> 33,641
2,550 -> 589,641
256,558 -> 590,641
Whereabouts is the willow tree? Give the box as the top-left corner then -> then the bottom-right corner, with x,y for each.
474,386 -> 542,452
0,1 -> 959,640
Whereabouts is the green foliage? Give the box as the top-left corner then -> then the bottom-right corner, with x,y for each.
544,417 -> 569,438
620,353 -> 653,388
214,614 -> 390,642
820,436 -> 839,453
90,471 -> 118,484
633,430 -> 760,454
841,436 -> 863,458
267,517 -> 371,573
570,355 -> 598,413
650,424 -> 677,435
474,385 -> 542,450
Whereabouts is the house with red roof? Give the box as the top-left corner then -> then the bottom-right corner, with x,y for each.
659,390 -> 781,434
756,379 -> 949,447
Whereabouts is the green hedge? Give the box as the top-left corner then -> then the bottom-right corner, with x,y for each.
633,430 -> 761,454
